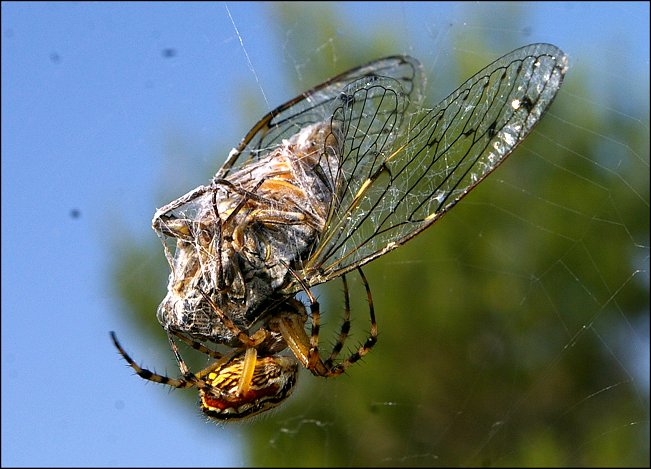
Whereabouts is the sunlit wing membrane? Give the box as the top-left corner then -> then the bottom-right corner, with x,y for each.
216,56 -> 423,179
305,43 -> 568,283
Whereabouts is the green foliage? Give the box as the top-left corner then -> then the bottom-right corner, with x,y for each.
111,3 -> 649,466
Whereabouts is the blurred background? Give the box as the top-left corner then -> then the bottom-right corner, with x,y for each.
2,2 -> 649,467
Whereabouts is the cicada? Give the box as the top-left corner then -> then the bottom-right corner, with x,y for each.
112,43 -> 568,420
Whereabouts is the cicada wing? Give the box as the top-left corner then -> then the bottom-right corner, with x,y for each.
216,56 -> 424,179
304,43 -> 569,284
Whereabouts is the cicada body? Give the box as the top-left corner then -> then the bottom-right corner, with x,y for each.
113,43 -> 568,420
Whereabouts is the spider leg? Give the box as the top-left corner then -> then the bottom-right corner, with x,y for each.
165,332 -> 244,388
274,264 -> 328,375
198,288 -> 267,348
273,266 -> 377,377
325,267 -> 378,376
209,179 -> 265,291
324,273 -> 352,369
170,330 -> 224,360
110,331 -> 195,389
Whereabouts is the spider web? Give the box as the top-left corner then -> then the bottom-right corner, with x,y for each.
214,5 -> 648,467
110,3 -> 648,466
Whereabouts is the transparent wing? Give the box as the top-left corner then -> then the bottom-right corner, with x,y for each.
216,56 -> 424,179
304,43 -> 569,284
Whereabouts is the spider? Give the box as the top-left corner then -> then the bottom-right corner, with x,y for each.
110,332 -> 298,420
111,269 -> 376,420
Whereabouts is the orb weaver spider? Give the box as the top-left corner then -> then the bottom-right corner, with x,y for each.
111,269 -> 376,420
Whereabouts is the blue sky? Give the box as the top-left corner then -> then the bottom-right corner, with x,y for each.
2,2 -> 649,466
